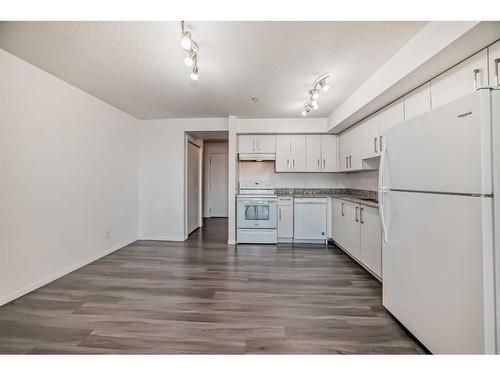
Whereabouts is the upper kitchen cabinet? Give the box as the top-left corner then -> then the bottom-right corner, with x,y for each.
305,135 -> 322,172
275,135 -> 306,172
238,134 -> 276,154
339,125 -> 363,171
320,135 -> 338,172
358,114 -> 380,160
305,135 -> 338,172
275,135 -> 291,172
379,98 -> 404,138
430,49 -> 488,109
290,135 -> 307,172
339,130 -> 351,172
488,40 -> 500,87
404,83 -> 431,121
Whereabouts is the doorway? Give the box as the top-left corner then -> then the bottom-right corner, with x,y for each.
207,151 -> 228,217
186,140 -> 202,235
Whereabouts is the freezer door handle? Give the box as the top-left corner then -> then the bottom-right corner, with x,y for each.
495,58 -> 500,86
341,202 -> 344,216
379,190 -> 388,243
355,206 -> 359,222
473,68 -> 481,90
360,207 -> 364,224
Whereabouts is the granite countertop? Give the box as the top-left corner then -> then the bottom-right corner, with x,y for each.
275,188 -> 379,208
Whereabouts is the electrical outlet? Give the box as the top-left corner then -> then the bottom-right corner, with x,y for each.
105,230 -> 111,239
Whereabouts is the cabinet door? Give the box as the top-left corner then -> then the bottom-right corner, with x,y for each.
278,205 -> 294,239
305,135 -> 322,172
348,125 -> 364,170
379,99 -> 404,137
344,201 -> 361,259
275,135 -> 291,172
359,115 -> 380,160
360,205 -> 382,278
321,135 -> 338,172
488,40 -> 500,87
290,135 -> 306,172
238,135 -> 257,153
430,49 -> 488,109
257,135 -> 276,153
331,199 -> 347,248
404,83 -> 431,121
339,131 -> 350,171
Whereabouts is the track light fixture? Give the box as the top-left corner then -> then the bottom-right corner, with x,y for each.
181,21 -> 199,81
301,73 -> 331,116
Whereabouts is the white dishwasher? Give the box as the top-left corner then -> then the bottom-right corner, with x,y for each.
293,197 -> 327,244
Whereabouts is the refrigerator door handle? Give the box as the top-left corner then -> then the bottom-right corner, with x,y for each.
379,190 -> 388,243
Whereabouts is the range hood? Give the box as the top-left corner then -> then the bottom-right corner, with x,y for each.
238,153 -> 276,161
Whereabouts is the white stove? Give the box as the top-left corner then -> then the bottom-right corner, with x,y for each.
236,181 -> 277,244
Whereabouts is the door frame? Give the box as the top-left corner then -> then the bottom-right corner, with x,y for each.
184,135 -> 203,239
208,152 -> 229,218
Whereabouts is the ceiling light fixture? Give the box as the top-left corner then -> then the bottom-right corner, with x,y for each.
301,73 -> 332,116
181,21 -> 199,81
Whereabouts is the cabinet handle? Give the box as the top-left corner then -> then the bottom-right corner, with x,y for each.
495,58 -> 500,86
341,203 -> 344,216
252,139 -> 256,151
317,158 -> 320,170
279,207 -> 282,220
323,158 -> 326,170
360,207 -> 364,224
374,137 -> 378,153
292,159 -> 295,169
379,136 -> 383,152
349,155 -> 352,169
473,68 -> 481,90
345,156 -> 348,169
355,206 -> 359,222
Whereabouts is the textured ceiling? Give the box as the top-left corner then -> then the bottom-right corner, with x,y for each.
0,21 -> 426,119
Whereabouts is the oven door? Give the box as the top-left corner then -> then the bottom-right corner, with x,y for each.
237,198 -> 277,229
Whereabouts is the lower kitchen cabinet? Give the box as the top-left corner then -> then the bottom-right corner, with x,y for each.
330,198 -> 382,280
359,205 -> 382,278
278,197 -> 293,242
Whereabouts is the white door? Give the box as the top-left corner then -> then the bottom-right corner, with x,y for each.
430,49 -> 488,109
275,135 -> 290,172
257,135 -> 276,153
382,91 -> 490,194
348,124 -> 363,170
488,40 -> 500,87
344,201 -> 361,259
187,142 -> 201,234
278,205 -> 294,239
321,135 -> 338,172
359,205 -> 382,278
382,190 -> 492,354
404,83 -> 431,120
238,135 -> 257,153
305,135 -> 322,172
208,153 -> 228,217
290,135 -> 306,172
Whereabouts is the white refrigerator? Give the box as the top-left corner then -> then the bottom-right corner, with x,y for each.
379,88 -> 500,354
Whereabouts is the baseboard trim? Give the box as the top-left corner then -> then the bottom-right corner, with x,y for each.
227,240 -> 236,245
138,236 -> 186,242
0,237 -> 138,306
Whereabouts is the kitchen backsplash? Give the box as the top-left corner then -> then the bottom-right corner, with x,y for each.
275,188 -> 378,198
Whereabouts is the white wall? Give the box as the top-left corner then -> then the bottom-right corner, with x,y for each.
138,118 -> 228,241
237,118 -> 328,134
338,170 -> 379,191
203,141 -> 228,217
0,49 -> 139,305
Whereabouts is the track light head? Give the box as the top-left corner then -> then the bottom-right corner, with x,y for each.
180,31 -> 192,51
190,66 -> 199,81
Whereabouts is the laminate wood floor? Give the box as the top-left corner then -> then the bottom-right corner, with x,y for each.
0,218 -> 426,354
